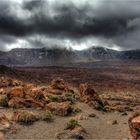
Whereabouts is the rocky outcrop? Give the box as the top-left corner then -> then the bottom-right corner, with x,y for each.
128,110 -> 140,139
8,98 -> 45,108
46,101 -> 72,116
79,83 -> 108,111
0,77 -> 22,88
0,114 -> 11,132
0,77 -> 77,112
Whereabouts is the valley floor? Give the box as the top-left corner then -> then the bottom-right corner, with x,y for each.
0,60 -> 140,139
1,102 -> 130,139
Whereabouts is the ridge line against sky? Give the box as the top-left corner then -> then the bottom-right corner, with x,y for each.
0,0 -> 140,51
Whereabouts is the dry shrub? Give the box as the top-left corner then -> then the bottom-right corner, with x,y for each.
56,119 -> 87,139
65,119 -> 80,130
47,94 -> 63,103
0,95 -> 8,107
12,111 -> 39,124
42,110 -> 53,122
63,93 -> 76,104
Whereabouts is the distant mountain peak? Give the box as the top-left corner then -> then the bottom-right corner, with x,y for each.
0,47 -> 139,66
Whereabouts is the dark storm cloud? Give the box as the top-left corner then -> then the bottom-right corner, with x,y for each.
0,0 -> 140,50
0,0 -> 31,37
0,0 -> 137,38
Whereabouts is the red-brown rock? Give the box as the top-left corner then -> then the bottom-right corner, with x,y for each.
46,101 -> 72,116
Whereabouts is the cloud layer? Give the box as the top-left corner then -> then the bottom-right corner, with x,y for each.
0,0 -> 140,51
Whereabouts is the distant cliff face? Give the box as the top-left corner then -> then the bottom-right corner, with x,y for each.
0,47 -> 140,66
0,48 -> 78,66
79,47 -> 120,60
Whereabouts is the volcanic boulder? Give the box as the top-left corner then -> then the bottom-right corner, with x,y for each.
0,77 -> 22,88
0,114 -> 11,131
128,110 -> 140,139
46,101 -> 73,116
7,86 -> 25,99
79,83 -> 108,111
8,97 -> 44,108
51,78 -> 67,90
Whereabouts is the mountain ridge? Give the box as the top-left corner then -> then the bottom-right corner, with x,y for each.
0,47 -> 140,66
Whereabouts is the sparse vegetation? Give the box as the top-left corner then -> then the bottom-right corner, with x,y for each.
64,93 -> 76,104
0,95 -> 8,107
13,111 -> 39,125
42,110 -> 53,122
0,62 -> 139,139
48,94 -> 63,102
65,119 -> 80,130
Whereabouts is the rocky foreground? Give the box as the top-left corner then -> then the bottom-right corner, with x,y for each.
0,77 -> 140,139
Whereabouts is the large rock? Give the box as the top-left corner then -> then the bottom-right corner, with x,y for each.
0,88 -> 8,95
56,119 -> 88,139
8,97 -> 25,108
46,101 -> 72,116
128,111 -> 140,139
0,77 -> 12,87
28,87 -> 46,102
0,77 -> 22,88
7,86 -> 25,99
23,84 -> 35,94
79,83 -> 108,110
51,78 -> 67,90
56,128 -> 87,139
0,114 -> 11,132
8,97 -> 45,108
106,104 -> 133,112
46,88 -> 64,95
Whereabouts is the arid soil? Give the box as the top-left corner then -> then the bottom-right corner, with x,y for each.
1,102 -> 130,139
13,60 -> 140,93
0,61 -> 140,139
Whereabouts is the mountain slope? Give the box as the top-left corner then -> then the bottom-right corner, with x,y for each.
0,48 -> 78,66
0,47 -> 139,66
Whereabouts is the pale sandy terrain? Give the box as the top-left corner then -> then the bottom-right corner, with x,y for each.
0,102 -> 131,139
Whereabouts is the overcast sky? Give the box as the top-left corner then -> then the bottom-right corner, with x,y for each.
0,0 -> 140,51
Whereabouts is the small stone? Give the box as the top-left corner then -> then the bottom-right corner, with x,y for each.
88,113 -> 96,117
122,112 -> 128,116
112,120 -> 118,125
73,115 -> 88,120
